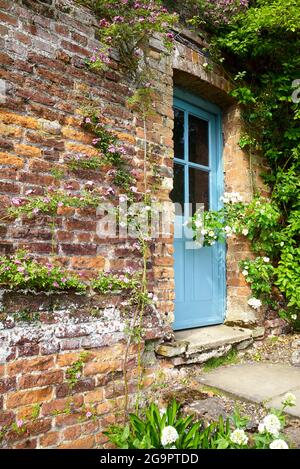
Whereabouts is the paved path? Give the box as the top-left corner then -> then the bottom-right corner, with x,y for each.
199,363 -> 300,417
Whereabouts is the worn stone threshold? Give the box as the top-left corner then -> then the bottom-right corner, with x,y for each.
156,324 -> 264,366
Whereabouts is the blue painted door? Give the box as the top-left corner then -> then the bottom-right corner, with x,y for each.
171,89 -> 226,330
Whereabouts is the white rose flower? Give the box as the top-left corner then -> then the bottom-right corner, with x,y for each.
224,225 -> 232,233
281,392 -> 296,407
263,257 -> 270,263
208,231 -> 214,237
230,429 -> 248,446
161,426 -> 179,446
242,270 -> 249,276
262,414 -> 281,437
269,439 -> 288,449
280,241 -> 284,247
291,314 -> 297,320
247,297 -> 262,310
242,228 -> 249,236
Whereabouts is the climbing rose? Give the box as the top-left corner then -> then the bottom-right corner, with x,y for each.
247,297 -> 262,310
242,228 -> 249,236
281,392 -> 296,407
161,426 -> 179,446
230,429 -> 248,446
261,414 -> 281,437
269,439 -> 289,449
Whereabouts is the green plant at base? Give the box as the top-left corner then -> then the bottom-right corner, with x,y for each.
203,348 -> 238,372
104,395 -> 295,449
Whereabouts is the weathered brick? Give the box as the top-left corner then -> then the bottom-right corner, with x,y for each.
62,126 -> 92,143
42,395 -> 83,416
63,424 -> 82,441
14,144 -> 41,158
0,181 -> 20,194
0,111 -> 39,129
61,40 -> 90,57
70,256 -> 105,270
0,152 -> 24,168
61,244 -> 97,255
84,360 -> 123,377
7,356 -> 55,375
0,123 -> 23,138
18,370 -> 64,389
0,11 -> 18,26
40,431 -> 60,448
0,376 -> 16,393
58,435 -> 95,449
14,438 -> 37,449
56,351 -> 93,367
6,386 -> 53,408
84,388 -> 104,404
65,142 -> 98,157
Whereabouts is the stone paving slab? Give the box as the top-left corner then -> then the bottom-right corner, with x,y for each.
199,363 -> 300,416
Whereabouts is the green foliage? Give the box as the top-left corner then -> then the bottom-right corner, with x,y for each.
31,404 -> 41,421
104,400 -> 230,449
84,0 -> 178,77
70,114 -> 135,193
0,251 -> 86,293
66,352 -> 90,389
92,272 -> 139,294
8,189 -> 102,219
13,310 -> 40,323
276,245 -> 300,321
240,257 -> 275,304
209,0 -> 300,324
203,348 -> 238,372
104,397 -> 294,449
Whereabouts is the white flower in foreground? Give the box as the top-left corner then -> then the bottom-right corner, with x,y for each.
282,392 -> 296,407
161,426 -> 179,446
269,439 -> 289,449
258,423 -> 265,433
242,228 -> 249,236
247,297 -> 262,310
262,414 -> 281,437
242,269 -> 249,276
263,257 -> 270,263
230,429 -> 248,446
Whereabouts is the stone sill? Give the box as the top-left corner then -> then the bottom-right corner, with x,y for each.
156,324 -> 265,366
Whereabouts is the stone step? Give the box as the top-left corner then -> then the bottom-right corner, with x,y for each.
175,325 -> 254,355
156,324 -> 265,366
